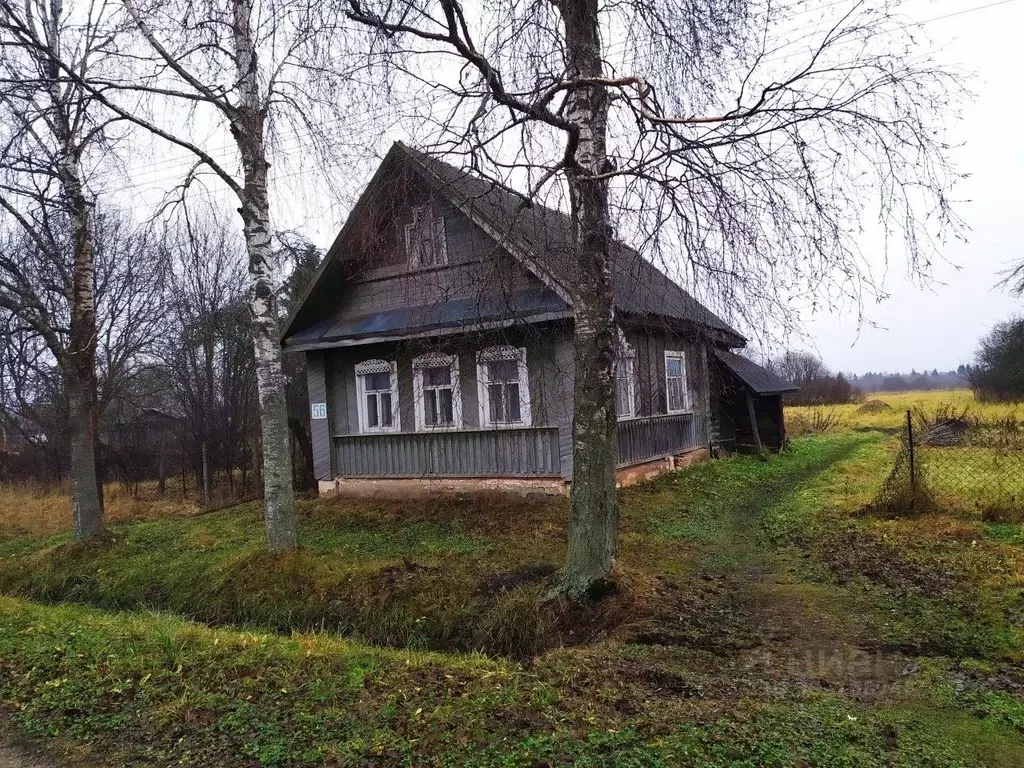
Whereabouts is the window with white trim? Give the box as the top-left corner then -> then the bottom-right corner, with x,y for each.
413,353 -> 461,430
477,346 -> 531,427
404,206 -> 447,267
664,351 -> 690,413
615,344 -> 636,419
355,359 -> 400,433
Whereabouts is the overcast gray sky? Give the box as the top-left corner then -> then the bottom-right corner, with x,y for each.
116,0 -> 1021,377
795,0 -> 1022,374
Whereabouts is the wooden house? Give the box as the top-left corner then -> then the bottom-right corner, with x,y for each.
282,143 -> 795,496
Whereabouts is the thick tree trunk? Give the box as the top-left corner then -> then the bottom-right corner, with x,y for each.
66,367 -> 103,538
233,0 -> 297,551
62,154 -> 104,539
557,0 -> 620,598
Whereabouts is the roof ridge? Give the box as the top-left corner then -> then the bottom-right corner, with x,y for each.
396,143 -> 743,343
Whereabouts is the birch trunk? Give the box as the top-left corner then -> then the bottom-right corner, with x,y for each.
62,157 -> 105,539
232,0 -> 297,551
557,0 -> 620,598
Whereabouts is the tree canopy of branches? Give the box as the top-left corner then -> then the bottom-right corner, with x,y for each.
968,318 -> 1024,404
161,216 -> 259,501
0,214 -> 167,484
769,350 -> 860,406
347,0 -> 964,597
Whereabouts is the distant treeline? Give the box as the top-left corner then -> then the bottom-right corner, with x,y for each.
849,368 -> 969,394
769,352 -> 971,407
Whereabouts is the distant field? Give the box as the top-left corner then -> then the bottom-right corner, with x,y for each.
787,388 -> 1024,432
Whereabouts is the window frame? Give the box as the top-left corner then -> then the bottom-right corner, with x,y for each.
404,205 -> 448,268
476,346 -> 532,428
412,353 -> 462,431
354,359 -> 401,434
664,350 -> 691,414
615,344 -> 637,420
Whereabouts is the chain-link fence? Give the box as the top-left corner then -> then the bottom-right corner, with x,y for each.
873,410 -> 1024,521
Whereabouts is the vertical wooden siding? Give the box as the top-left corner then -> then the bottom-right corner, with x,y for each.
335,427 -> 562,477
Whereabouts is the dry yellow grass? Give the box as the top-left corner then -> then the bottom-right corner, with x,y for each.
0,480 -> 212,538
787,388 -> 1024,432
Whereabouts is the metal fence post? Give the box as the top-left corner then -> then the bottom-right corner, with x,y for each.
906,409 -> 916,509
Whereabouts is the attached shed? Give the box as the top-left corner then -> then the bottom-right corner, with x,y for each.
712,350 -> 798,452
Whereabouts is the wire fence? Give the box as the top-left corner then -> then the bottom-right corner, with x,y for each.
872,410 -> 1024,521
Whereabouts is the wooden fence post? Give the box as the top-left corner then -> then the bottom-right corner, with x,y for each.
906,409 -> 916,509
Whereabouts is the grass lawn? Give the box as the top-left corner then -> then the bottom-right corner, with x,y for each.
1,432 -> 1023,766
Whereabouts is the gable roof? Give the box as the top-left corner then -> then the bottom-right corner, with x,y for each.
283,142 -> 745,346
714,349 -> 798,395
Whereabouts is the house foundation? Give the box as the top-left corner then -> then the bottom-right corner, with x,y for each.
615,447 -> 709,488
318,447 -> 709,498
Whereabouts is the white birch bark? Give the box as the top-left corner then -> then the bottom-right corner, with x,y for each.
556,0 -> 620,597
231,0 -> 297,550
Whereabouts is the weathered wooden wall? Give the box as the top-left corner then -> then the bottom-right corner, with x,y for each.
335,427 -> 562,478
306,323 -> 715,483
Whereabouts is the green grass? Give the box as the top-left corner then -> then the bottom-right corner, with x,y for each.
0,435 -> 880,657
2,432 -> 1024,766
1,597 -> 1023,767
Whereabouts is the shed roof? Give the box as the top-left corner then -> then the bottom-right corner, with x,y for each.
714,349 -> 799,395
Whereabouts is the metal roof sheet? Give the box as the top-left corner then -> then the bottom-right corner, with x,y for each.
714,349 -> 799,395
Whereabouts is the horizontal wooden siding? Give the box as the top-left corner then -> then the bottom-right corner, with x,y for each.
335,427 -> 561,477
617,412 -> 708,467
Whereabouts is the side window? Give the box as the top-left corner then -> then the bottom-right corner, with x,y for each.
404,205 -> 447,268
664,351 -> 690,413
413,353 -> 462,430
477,346 -> 531,427
615,336 -> 636,419
355,359 -> 400,433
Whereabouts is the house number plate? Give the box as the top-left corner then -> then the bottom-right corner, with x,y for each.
310,402 -> 328,420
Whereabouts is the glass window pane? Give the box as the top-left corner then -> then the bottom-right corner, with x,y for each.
423,365 -> 450,387
488,383 -> 504,422
380,393 -> 392,426
666,357 -> 682,377
488,359 -> 518,383
506,383 -> 521,422
366,371 -> 391,391
424,390 -> 438,425
668,380 -> 684,411
439,389 -> 454,424
367,394 -> 379,427
617,376 -> 630,415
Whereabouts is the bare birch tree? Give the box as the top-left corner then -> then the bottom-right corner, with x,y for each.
347,0 -> 964,596
2,0 -> 369,550
0,0 -> 130,537
0,215 -> 168,483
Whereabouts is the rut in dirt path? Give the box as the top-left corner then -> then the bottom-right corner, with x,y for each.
637,439 -> 914,701
0,733 -> 66,768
